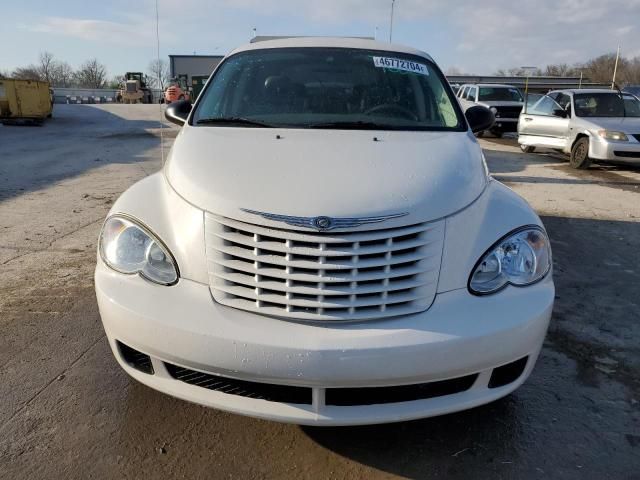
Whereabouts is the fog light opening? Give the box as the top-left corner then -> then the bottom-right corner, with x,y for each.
117,341 -> 154,375
488,356 -> 528,389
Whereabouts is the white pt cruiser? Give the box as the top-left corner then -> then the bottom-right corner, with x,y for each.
96,38 -> 554,426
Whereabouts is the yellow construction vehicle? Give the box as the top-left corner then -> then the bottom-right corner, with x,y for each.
0,79 -> 53,125
117,72 -> 153,104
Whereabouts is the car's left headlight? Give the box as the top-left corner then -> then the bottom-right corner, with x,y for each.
598,130 -> 628,142
99,216 -> 179,285
469,226 -> 551,295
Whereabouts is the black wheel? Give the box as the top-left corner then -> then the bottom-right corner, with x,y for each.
570,137 -> 592,169
491,129 -> 503,138
520,144 -> 535,153
475,130 -> 484,138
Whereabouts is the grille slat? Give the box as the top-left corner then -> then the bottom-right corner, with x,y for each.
212,241 -> 436,270
205,213 -> 444,322
213,283 -> 430,308
213,229 -> 427,257
213,215 -> 433,243
214,271 -> 432,296
213,258 -> 434,283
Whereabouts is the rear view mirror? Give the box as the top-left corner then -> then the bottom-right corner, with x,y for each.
465,105 -> 495,133
165,99 -> 192,126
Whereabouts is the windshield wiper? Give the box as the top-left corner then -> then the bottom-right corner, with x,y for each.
196,117 -> 274,127
304,120 -> 403,130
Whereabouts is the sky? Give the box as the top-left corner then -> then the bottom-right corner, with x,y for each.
1,0 -> 639,78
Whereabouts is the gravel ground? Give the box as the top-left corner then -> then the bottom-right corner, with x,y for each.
1,106 -> 639,479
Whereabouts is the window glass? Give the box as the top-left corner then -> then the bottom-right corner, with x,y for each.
555,93 -> 571,109
623,95 -> 640,116
529,96 -> 562,116
478,87 -> 523,102
193,47 -> 465,130
466,87 -> 477,101
574,93 -> 640,117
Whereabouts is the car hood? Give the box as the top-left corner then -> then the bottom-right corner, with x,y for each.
165,127 -> 487,228
477,101 -> 524,108
579,116 -> 640,133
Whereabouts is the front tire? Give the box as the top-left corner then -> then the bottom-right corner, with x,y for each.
570,137 -> 592,169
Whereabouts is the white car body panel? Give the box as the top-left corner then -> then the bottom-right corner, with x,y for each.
96,38 -> 553,425
166,128 -> 487,226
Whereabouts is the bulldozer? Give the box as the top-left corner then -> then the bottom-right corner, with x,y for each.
117,72 -> 153,104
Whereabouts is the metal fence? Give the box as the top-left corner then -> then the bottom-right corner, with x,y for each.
51,87 -> 163,104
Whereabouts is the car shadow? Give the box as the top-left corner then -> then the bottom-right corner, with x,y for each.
0,104 -> 177,201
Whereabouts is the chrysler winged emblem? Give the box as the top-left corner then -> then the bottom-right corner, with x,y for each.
241,209 -> 408,231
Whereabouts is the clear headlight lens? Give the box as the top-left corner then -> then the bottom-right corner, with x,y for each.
598,130 -> 628,141
99,216 -> 178,285
469,227 -> 551,295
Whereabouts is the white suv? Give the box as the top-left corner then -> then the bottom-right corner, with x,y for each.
95,38 -> 553,425
458,83 -> 524,137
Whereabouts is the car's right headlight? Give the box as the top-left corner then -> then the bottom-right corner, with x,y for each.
598,130 -> 628,142
469,226 -> 551,295
99,216 -> 179,285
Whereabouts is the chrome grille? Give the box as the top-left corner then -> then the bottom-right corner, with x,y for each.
205,214 -> 444,322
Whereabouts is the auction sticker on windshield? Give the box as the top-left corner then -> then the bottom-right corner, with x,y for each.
373,56 -> 429,75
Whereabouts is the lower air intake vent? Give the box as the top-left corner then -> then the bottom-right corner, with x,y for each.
117,341 -> 154,374
165,363 -> 312,405
325,374 -> 478,406
488,357 -> 528,388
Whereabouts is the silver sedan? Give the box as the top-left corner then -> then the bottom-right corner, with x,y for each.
518,89 -> 640,168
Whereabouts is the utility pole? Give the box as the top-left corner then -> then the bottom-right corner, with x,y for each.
389,0 -> 396,43
611,45 -> 620,89
521,66 -> 537,114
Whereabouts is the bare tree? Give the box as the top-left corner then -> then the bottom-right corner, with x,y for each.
147,59 -> 170,90
75,59 -> 108,88
543,63 -> 577,77
106,74 -> 124,90
12,65 -> 41,80
0,69 -> 10,79
52,61 -> 75,87
38,51 -> 57,83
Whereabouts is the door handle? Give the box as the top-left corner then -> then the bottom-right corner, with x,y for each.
523,117 -> 533,122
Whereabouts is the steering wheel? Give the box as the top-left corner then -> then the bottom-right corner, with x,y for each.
364,104 -> 418,121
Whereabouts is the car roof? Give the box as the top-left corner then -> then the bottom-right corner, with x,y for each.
228,37 -> 434,62
551,88 -> 630,95
472,83 -> 519,88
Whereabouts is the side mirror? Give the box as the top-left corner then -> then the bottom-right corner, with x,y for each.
465,105 -> 495,133
165,99 -> 192,126
552,108 -> 567,118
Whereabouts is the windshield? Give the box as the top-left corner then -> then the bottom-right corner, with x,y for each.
192,47 -> 465,130
478,87 -> 523,102
574,93 -> 640,118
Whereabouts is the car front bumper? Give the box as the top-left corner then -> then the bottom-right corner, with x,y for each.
590,136 -> 640,162
96,263 -> 554,426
